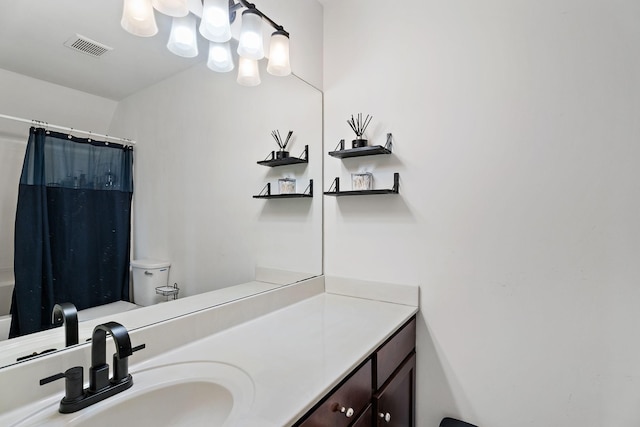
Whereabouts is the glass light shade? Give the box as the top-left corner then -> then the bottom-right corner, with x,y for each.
186,0 -> 203,16
267,31 -> 291,76
207,41 -> 234,72
237,57 -> 261,86
167,14 -> 198,57
237,9 -> 264,60
199,0 -> 231,42
151,0 -> 188,17
121,0 -> 158,37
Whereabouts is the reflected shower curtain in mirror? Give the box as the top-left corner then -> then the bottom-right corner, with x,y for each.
9,127 -> 134,338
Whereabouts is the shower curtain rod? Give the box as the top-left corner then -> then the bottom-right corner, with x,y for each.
0,113 -> 136,145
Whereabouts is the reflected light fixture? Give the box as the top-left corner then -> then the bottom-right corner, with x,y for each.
151,0 -> 189,17
167,14 -> 199,57
237,57 -> 260,86
121,0 -> 158,37
121,0 -> 291,86
237,9 -> 264,60
207,41 -> 234,72
200,0 -> 232,42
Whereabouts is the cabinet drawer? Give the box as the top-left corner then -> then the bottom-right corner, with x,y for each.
375,317 -> 416,388
298,359 -> 372,427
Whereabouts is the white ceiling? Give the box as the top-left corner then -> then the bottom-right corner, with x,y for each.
0,1 -> 208,100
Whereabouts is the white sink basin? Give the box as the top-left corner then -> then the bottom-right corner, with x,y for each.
12,361 -> 255,427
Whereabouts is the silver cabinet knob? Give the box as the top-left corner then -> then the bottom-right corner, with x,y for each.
378,412 -> 391,422
331,403 -> 355,418
340,406 -> 355,418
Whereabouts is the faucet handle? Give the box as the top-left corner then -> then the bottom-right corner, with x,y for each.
132,344 -> 146,353
40,366 -> 84,402
40,372 -> 65,385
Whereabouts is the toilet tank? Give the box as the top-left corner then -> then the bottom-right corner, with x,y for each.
131,259 -> 171,306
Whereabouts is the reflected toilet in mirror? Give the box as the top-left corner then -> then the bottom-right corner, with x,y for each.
130,260 -> 174,306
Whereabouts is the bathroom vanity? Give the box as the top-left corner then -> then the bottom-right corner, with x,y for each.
295,316 -> 416,426
0,276 -> 418,426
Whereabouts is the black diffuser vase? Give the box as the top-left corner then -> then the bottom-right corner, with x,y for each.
271,130 -> 293,160
352,138 -> 368,148
275,150 -> 290,159
347,113 -> 373,150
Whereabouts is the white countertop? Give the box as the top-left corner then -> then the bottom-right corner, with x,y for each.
132,292 -> 417,426
0,278 -> 418,427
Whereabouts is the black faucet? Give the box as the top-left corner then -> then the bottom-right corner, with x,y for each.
40,321 -> 145,414
52,303 -> 79,347
90,322 -> 135,391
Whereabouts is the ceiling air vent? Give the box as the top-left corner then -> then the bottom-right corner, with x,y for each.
64,34 -> 113,58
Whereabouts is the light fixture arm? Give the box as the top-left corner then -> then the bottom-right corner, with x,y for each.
233,0 -> 288,36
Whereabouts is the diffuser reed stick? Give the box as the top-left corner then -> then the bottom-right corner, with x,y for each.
271,130 -> 293,151
347,113 -> 372,138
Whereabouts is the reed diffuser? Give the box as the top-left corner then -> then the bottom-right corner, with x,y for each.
347,113 -> 372,148
271,130 -> 293,159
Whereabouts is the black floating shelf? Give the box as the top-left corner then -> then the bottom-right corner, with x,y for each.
253,179 -> 313,199
324,189 -> 398,197
258,145 -> 308,167
328,133 -> 392,159
253,194 -> 313,199
324,173 -> 399,197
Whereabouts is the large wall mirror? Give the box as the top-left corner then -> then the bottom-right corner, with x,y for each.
0,1 -> 322,369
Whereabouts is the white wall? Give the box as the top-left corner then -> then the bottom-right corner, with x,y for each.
323,1 -> 640,426
0,68 -> 117,272
109,63 -> 322,298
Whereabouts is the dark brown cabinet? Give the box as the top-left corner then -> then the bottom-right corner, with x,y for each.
352,404 -> 373,426
298,359 -> 372,427
295,316 -> 416,427
373,353 -> 416,426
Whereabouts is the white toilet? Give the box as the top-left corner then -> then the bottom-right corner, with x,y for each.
130,259 -> 172,306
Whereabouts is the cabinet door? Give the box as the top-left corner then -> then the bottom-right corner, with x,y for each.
375,317 -> 416,389
297,359 -> 372,427
352,404 -> 373,427
373,352 -> 416,427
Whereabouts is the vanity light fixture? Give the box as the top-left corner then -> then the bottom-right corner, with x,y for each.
200,0 -> 232,42
121,0 -> 158,37
237,56 -> 261,86
237,9 -> 264,60
266,30 -> 291,76
167,14 -> 199,57
207,41 -> 234,72
121,0 -> 291,85
152,0 -> 189,17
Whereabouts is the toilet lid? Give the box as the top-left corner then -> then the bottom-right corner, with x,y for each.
131,259 -> 170,269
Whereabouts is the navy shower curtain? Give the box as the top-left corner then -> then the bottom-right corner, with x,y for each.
9,127 -> 134,338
